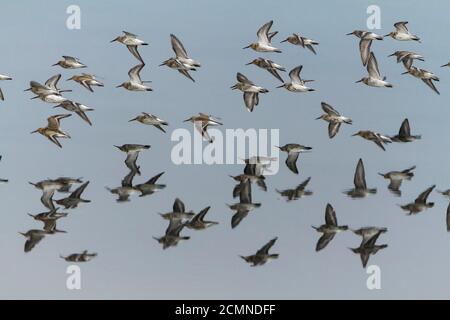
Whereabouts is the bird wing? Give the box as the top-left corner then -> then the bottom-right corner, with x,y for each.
25,232 -> 45,252
324,203 -> 338,226
415,185 -> 435,204
256,20 -> 273,44
297,177 -> 311,191
0,88 -> 4,101
70,181 -> 89,199
306,44 -> 317,55
145,172 -> 164,185
394,21 -> 409,33
316,233 -> 335,251
285,152 -> 300,174
367,52 -> 381,79
45,74 -> 62,90
289,65 -> 303,83
75,109 -> 92,126
41,190 -> 55,210
328,122 -> 341,139
354,159 -> 367,190
422,79 -> 440,95
447,203 -> 450,232
359,39 -> 372,66
231,209 -> 249,229
321,102 -> 340,116
177,68 -> 195,82
236,72 -> 254,85
257,237 -> 277,255
121,170 -> 136,187
170,34 -> 188,59
243,92 -> 258,112
388,178 -> 403,193
124,152 -> 140,173
127,45 -> 144,63
123,31 -> 137,38
398,118 -> 411,137
239,179 -> 252,204
173,198 -> 185,213
128,63 -> 144,83
266,68 -> 284,82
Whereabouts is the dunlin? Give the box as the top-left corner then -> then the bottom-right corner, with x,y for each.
246,57 -> 285,82
243,20 -> 281,53
276,143 -> 312,174
185,206 -> 219,230
184,113 -> 222,143
240,237 -> 279,267
312,203 -> 348,251
53,56 -> 87,69
281,33 -> 319,54
111,31 -> 148,63
129,112 -> 168,133
68,73 -> 104,92
390,118 -> 421,142
276,177 -> 313,201
316,102 -> 352,138
115,144 -> 150,175
344,158 -> 377,198
385,22 -> 421,42
116,63 -> 152,91
379,166 -> 416,196
352,130 -> 392,151
401,185 -> 435,215
54,100 -> 94,126
346,30 -> 383,66
277,65 -> 315,92
231,73 -> 269,112
31,114 -> 72,148
356,52 -> 393,88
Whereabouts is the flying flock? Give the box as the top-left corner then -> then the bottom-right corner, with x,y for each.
1,19 -> 449,269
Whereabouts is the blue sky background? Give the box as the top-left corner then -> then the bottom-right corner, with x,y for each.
0,0 -> 450,299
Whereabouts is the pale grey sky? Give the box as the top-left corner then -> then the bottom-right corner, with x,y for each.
0,0 -> 450,299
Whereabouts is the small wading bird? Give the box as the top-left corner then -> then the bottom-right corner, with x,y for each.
60,250 -> 97,262
384,21 -> 421,42
388,50 -> 424,70
185,206 -> 219,230
52,56 -> 87,69
116,63 -> 152,91
356,52 -> 393,88
106,170 -> 139,202
111,31 -> 148,63
344,158 -> 377,198
316,102 -> 352,138
160,34 -> 200,82
346,30 -> 383,66
402,66 -> 440,95
390,118 -> 421,142
243,20 -> 281,53
159,198 -> 195,221
115,144 -> 150,175
312,203 -> 348,251
400,185 -> 435,215
31,114 -> 71,148
245,57 -> 285,82
281,33 -> 319,54
55,181 -> 91,209
276,177 -> 313,202
277,65 -> 315,92
129,112 -> 168,133
0,74 -> 12,100
54,100 -> 94,126
276,143 -> 312,174
184,113 -> 222,143
379,166 -> 416,196
231,73 -> 269,112
67,73 -> 104,93
153,218 -> 190,250
228,179 -> 261,229
240,237 -> 279,267
352,130 -> 392,151
134,172 -> 166,197
350,227 -> 388,268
